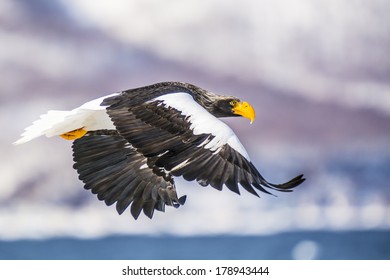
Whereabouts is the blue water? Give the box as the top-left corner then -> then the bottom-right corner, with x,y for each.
0,231 -> 389,260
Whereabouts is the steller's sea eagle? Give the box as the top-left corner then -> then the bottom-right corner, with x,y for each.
15,82 -> 305,219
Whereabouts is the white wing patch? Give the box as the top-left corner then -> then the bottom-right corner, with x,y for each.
152,92 -> 250,160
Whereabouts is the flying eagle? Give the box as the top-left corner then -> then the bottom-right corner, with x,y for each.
15,82 -> 305,219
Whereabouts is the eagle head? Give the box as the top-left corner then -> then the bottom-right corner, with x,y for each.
212,97 -> 256,124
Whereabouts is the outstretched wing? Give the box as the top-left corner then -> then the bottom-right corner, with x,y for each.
103,92 -> 304,197
72,130 -> 186,219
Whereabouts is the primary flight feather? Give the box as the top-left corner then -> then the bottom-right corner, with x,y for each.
15,82 -> 305,219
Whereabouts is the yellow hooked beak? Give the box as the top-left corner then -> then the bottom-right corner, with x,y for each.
232,101 -> 256,124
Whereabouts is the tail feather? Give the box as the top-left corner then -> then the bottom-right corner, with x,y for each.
14,94 -> 118,145
14,109 -> 90,145
14,110 -> 66,145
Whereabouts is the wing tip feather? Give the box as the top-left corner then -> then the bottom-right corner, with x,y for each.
268,174 -> 306,192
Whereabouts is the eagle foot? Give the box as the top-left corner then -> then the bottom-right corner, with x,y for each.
60,128 -> 88,140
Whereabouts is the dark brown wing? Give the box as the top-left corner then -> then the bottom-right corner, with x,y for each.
102,95 -> 304,197
72,130 -> 186,219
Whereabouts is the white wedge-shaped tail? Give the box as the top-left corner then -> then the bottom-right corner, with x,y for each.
14,94 -> 118,145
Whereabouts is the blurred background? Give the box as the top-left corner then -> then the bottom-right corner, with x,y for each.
1,0 -> 389,259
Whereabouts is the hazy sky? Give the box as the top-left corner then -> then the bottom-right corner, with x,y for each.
1,0 -> 389,239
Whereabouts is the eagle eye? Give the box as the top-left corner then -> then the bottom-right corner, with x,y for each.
229,100 -> 237,106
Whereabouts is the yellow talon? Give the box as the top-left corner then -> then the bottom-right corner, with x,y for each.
60,128 -> 88,140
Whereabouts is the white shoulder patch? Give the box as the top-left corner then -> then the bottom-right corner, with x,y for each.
151,92 -> 250,160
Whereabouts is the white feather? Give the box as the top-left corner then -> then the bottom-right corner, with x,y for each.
152,92 -> 251,160
170,158 -> 191,172
139,163 -> 148,170
14,93 -> 118,145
